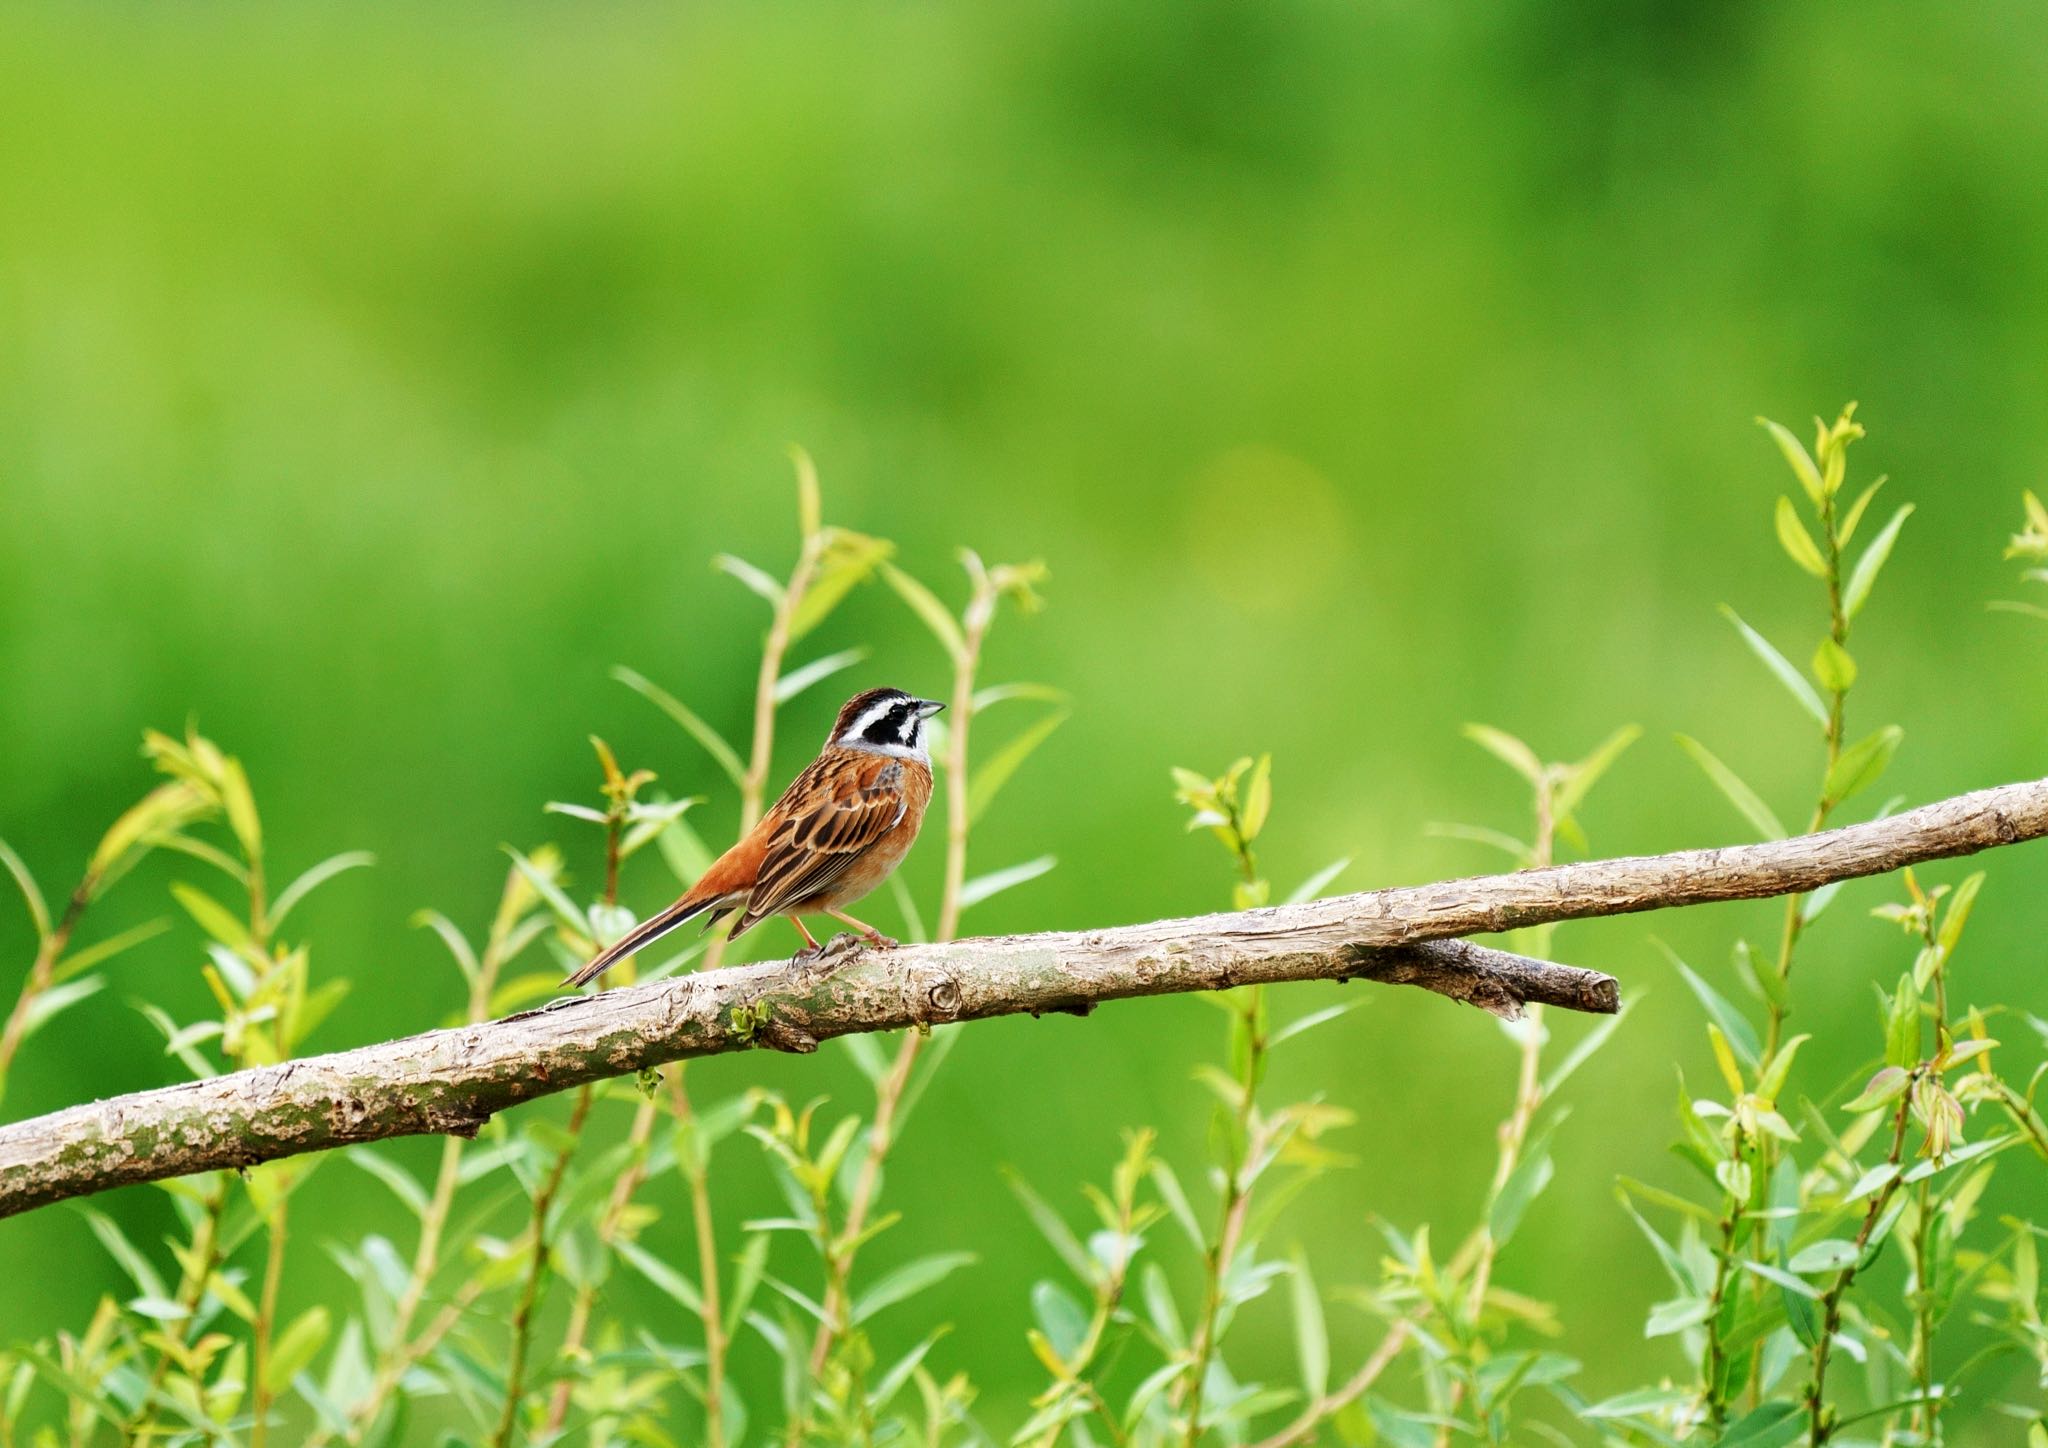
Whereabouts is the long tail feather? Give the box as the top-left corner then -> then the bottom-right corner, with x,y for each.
565,896 -> 715,988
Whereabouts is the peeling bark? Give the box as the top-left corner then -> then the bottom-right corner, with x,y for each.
1,774 -> 2042,1220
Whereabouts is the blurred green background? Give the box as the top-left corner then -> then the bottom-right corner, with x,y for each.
3,1 -> 2046,1439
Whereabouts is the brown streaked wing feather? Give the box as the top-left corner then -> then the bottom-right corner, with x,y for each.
739,752 -> 910,925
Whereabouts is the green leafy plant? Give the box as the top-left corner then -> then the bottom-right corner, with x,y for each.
1996,490 -> 2048,622
2,417 -> 2043,1448
1583,409 -> 2048,1448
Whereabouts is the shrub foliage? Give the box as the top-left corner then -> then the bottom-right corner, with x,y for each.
1,419 -> 2043,1447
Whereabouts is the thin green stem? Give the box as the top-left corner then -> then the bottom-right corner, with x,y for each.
1807,1093 -> 1913,1447
250,1198 -> 290,1448
0,883 -> 92,1098
489,1087 -> 594,1448
676,1070 -> 730,1448
127,1174 -> 232,1444
1179,1100 -> 1262,1448
309,872 -> 529,1448
1696,1129 -> 1748,1433
1766,481 -> 1848,1062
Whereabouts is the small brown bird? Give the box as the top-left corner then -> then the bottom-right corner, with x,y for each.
567,686 -> 944,988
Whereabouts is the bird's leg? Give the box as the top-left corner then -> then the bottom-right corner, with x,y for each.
785,915 -> 824,964
826,909 -> 897,950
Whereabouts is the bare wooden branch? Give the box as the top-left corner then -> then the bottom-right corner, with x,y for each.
2,774 -> 2043,1220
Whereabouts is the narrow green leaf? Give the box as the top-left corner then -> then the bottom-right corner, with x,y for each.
1842,504 -> 1913,618
1542,998 -> 1632,1097
264,1307 -> 331,1394
725,1232 -> 771,1342
616,1238 -> 705,1313
968,709 -> 1069,825
0,837 -> 50,940
972,682 -> 1067,711
1937,872 -> 1985,959
1715,1399 -> 1804,1448
879,563 -> 966,662
1288,1251 -> 1329,1401
1755,1032 -> 1807,1103
1283,856 -> 1351,906
1737,1258 -> 1821,1299
1759,418 -> 1825,506
1823,726 -> 1903,808
1269,1000 -> 1363,1048
612,666 -> 746,789
790,443 -> 822,538
1644,1296 -> 1711,1338
1843,1066 -> 1909,1113
410,909 -> 480,986
1462,724 -> 1544,786
1005,1174 -> 1092,1282
1719,608 -> 1828,727
171,882 -> 254,952
1240,754 -> 1272,842
136,1003 -> 219,1079
775,647 -> 867,704
787,530 -> 892,640
841,1031 -> 889,1085
1781,1283 -> 1821,1347
50,918 -> 171,984
1554,725 -> 1642,821
270,851 -> 376,929
1737,938 -> 1787,1009
1787,1240 -> 1858,1274
1489,1151 -> 1554,1247
1837,476 -> 1886,548
1582,1386 -> 1694,1420
350,1151 -> 430,1215
78,1208 -> 169,1299
1774,496 -> 1829,578
1675,735 -> 1786,840
713,553 -> 786,607
1659,941 -> 1760,1069
19,977 -> 106,1038
220,757 -> 263,863
887,874 -> 928,946
852,1252 -> 976,1325
959,855 -> 1057,911
1425,821 -> 1530,862
502,847 -> 590,938
657,811 -> 716,887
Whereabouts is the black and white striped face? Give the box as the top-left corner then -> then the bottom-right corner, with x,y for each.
832,687 -> 945,762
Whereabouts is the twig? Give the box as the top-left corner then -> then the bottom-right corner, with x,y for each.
1249,1313 -> 1417,1448
5,774 -> 2047,1218
1806,1093 -> 1914,1446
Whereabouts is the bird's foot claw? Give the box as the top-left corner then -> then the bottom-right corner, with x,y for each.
860,929 -> 898,950
793,932 -> 869,980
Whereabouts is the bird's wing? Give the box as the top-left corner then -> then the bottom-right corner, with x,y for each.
740,754 -> 910,924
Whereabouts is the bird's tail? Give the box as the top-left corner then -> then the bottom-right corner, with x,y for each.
565,896 -> 716,988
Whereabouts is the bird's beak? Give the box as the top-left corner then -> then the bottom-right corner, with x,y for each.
916,699 -> 946,718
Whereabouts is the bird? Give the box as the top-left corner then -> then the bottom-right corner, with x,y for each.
566,686 -> 945,988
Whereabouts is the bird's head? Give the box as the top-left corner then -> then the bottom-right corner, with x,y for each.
831,687 -> 946,763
